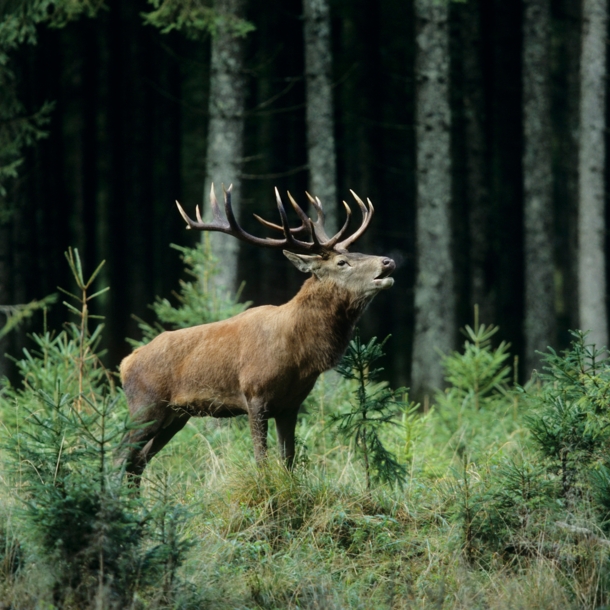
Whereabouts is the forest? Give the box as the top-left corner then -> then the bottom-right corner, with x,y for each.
2,0 -> 597,394
1,0 -> 610,608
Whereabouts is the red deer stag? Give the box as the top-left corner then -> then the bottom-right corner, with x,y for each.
120,184 -> 395,480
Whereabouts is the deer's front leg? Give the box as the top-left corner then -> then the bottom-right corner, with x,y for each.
275,410 -> 299,468
248,401 -> 269,462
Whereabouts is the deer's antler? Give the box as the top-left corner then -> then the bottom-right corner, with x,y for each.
175,184 -> 374,254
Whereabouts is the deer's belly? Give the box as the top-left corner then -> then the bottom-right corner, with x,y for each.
265,375 -> 319,416
171,390 -> 248,418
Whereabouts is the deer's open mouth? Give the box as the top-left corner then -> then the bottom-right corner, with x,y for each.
373,276 -> 395,289
372,263 -> 395,289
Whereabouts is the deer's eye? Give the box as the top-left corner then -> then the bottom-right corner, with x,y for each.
337,259 -> 348,267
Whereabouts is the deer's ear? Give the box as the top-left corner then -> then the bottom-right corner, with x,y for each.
283,251 -> 322,274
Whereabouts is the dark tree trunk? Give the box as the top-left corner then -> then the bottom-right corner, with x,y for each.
488,0 -> 524,368
457,0 -> 494,326
552,0 -> 581,344
523,0 -> 555,374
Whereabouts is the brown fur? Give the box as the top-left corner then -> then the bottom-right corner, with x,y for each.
120,250 -> 395,479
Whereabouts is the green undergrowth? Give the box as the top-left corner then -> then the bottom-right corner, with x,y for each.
1,247 -> 610,608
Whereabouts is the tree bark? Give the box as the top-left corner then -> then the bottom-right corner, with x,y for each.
553,0 -> 580,339
303,0 -> 337,232
205,0 -> 247,292
578,0 -> 608,351
523,0 -> 555,374
411,0 -> 455,399
459,0 -> 493,325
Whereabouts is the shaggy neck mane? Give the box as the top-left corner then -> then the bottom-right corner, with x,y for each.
284,275 -> 371,374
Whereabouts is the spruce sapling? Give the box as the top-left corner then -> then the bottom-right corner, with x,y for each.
333,334 -> 408,490
526,330 -> 610,500
440,306 -> 512,413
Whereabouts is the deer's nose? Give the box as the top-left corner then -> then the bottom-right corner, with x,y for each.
382,258 -> 395,271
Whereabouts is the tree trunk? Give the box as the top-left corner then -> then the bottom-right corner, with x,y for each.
553,0 -> 581,343
488,0 -> 524,360
204,0 -> 247,293
523,0 -> 555,374
578,0 -> 608,351
303,0 -> 337,232
459,0 -> 493,325
411,0 -> 455,399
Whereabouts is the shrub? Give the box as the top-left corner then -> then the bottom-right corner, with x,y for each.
332,334 -> 410,490
526,330 -> 610,501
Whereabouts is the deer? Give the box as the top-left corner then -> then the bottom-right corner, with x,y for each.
119,184 -> 395,481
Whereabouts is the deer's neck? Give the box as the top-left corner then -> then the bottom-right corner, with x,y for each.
283,276 -> 369,374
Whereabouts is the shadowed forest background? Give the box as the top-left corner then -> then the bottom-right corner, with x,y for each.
0,0 -> 600,396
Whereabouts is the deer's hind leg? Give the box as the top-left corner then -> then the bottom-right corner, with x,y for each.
122,406 -> 190,482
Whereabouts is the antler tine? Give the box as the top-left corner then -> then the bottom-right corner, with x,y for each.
252,214 -> 283,231
208,182 -> 224,223
304,192 -> 331,243
305,192 -> 324,223
349,189 -> 370,217
292,192 -> 328,249
274,188 -> 312,251
253,191 -> 309,236
274,187 -> 290,231
322,200 -> 353,249
222,183 -> 238,230
176,200 -> 194,228
285,190 -> 329,251
303,192 -> 354,249
335,190 -> 374,250
193,182 -> 219,224
253,213 -> 308,235
176,183 -> 232,231
286,191 -> 312,232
